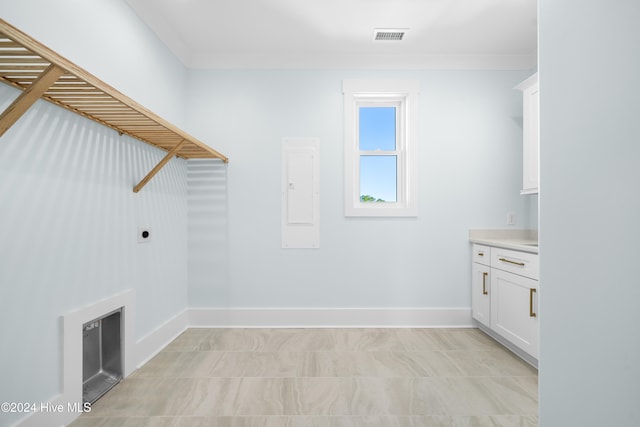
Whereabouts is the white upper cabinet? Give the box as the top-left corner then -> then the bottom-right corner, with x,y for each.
515,73 -> 539,195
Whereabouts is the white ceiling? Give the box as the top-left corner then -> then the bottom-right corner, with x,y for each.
125,0 -> 537,70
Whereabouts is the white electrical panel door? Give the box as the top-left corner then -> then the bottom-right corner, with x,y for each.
287,151 -> 314,224
282,138 -> 319,248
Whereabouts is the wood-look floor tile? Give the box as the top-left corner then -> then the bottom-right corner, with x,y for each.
511,375 -> 539,400
207,351 -> 301,377
163,329 -> 217,352
431,329 -> 501,351
298,351 -> 459,378
84,378 -> 191,417
133,351 -> 224,378
231,377 -> 346,416
263,329 -> 336,352
438,377 -> 539,416
339,377 -> 453,416
395,329 -> 447,351
338,352 -> 429,377
427,415 -> 538,427
68,417 -> 158,427
196,328 -> 337,352
443,350 -> 537,377
196,329 -> 270,352
402,351 -> 467,377
69,415 -> 539,427
341,377 -> 537,416
332,328 -> 406,351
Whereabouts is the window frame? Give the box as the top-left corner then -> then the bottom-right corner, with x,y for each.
343,79 -> 419,217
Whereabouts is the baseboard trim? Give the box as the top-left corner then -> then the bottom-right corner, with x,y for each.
135,309 -> 189,368
188,307 -> 473,328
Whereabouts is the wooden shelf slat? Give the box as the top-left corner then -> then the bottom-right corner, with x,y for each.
0,40 -> 22,48
0,65 -> 49,71
0,57 -> 50,64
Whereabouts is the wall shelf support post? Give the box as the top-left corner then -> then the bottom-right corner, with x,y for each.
133,139 -> 187,193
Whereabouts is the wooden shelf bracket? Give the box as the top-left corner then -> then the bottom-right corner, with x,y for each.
0,64 -> 65,137
133,139 -> 187,193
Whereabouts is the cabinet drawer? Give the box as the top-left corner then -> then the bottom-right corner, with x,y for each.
472,244 -> 491,266
491,247 -> 539,280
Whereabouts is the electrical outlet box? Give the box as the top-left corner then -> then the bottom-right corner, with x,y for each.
137,227 -> 151,243
506,211 -> 516,225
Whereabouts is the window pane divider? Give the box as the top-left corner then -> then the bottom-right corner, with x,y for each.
359,150 -> 399,155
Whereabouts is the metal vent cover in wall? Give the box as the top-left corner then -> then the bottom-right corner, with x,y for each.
373,28 -> 408,41
83,309 -> 122,404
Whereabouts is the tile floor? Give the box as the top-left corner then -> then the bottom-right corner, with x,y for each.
70,328 -> 538,426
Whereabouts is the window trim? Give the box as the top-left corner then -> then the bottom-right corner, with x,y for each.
343,79 -> 419,217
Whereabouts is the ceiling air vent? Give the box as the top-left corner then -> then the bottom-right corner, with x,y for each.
373,28 -> 408,42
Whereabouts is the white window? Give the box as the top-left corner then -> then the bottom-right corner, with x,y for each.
343,79 -> 419,217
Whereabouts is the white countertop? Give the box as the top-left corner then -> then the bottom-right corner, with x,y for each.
469,229 -> 538,254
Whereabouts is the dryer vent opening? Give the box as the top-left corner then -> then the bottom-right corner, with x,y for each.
82,309 -> 122,404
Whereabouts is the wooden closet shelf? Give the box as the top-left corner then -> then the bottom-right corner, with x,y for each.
0,19 -> 228,193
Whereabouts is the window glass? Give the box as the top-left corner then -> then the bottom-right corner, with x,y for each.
359,155 -> 397,202
358,107 -> 396,151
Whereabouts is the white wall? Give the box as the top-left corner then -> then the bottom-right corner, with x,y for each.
0,85 -> 189,427
185,69 -> 534,309
539,1 -> 640,426
0,2 -> 192,426
187,159 -> 230,306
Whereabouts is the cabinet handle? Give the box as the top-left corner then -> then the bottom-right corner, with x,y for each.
529,288 -> 537,317
482,272 -> 488,295
478,252 -> 484,257
499,257 -> 525,267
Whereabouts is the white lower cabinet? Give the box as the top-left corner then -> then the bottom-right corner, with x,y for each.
491,268 -> 539,358
471,244 -> 539,361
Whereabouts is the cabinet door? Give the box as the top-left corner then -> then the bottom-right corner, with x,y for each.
471,262 -> 491,328
490,268 -> 539,357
